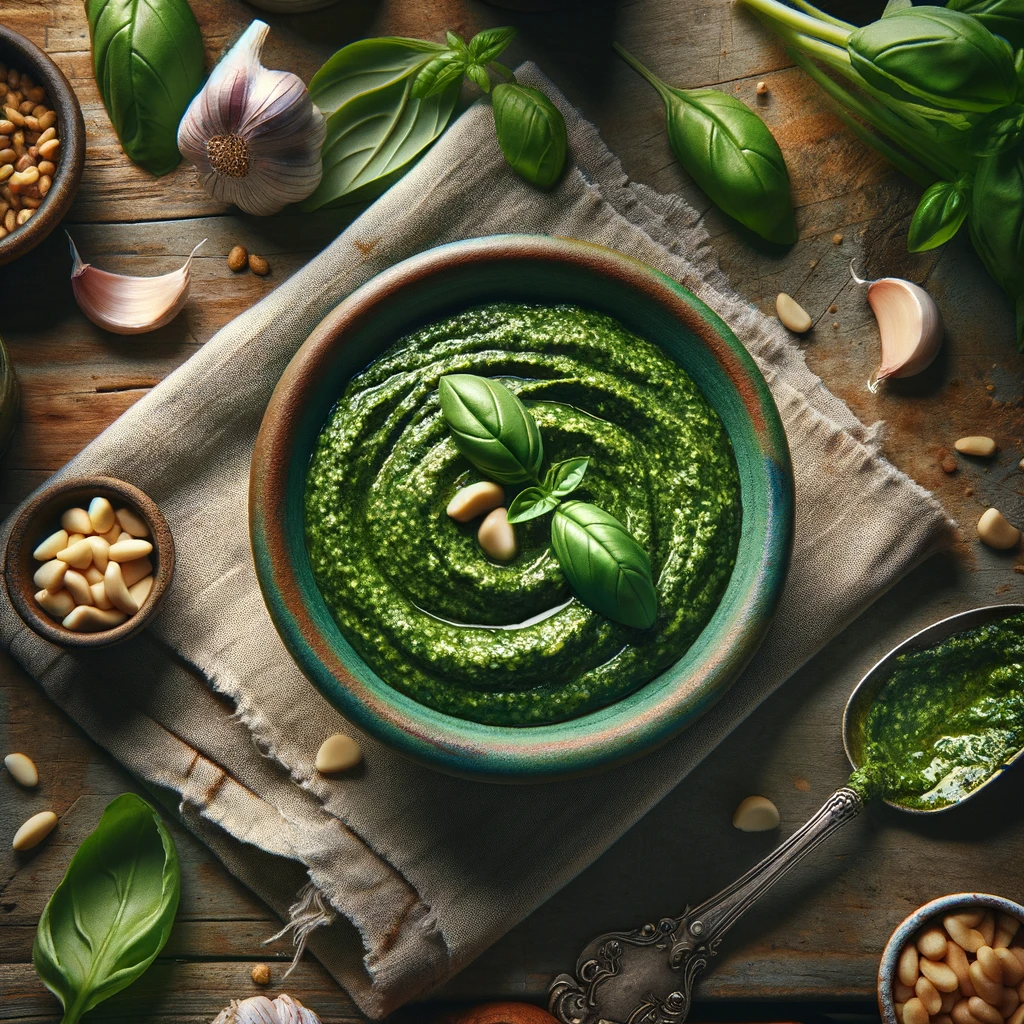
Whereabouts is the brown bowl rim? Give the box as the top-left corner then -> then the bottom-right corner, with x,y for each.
4,475 -> 175,648
0,25 -> 85,266
877,891 -> 1024,1022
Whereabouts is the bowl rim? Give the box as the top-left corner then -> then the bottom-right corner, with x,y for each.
0,24 -> 85,265
4,475 -> 175,648
877,892 -> 1024,1022
249,234 -> 794,781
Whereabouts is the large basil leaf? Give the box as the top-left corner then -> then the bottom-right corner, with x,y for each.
491,83 -> 568,190
304,46 -> 460,209
85,0 -> 204,176
439,374 -> 544,485
848,7 -> 1017,114
948,0 -> 1024,50
309,37 -> 445,114
614,45 -> 795,245
551,501 -> 657,629
970,149 -> 1024,348
33,794 -> 180,1024
908,175 -> 971,250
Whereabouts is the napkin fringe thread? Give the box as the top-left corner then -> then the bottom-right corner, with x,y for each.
265,880 -> 337,976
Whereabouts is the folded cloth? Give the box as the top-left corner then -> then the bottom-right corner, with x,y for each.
0,65 -> 953,1018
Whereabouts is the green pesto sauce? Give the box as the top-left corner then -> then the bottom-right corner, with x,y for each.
304,303 -> 742,726
851,613 -> 1024,808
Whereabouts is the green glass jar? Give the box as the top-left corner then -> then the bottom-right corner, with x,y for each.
0,336 -> 20,457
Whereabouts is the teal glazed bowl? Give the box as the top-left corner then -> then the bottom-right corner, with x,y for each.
250,235 -> 793,781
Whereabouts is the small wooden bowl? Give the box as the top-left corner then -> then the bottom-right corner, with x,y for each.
0,25 -> 85,267
878,892 -> 1024,1023
5,476 -> 174,648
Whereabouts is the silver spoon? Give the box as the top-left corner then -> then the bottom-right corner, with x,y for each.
548,604 -> 1024,1024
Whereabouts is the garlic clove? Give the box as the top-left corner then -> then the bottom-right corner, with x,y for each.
177,21 -> 326,216
68,234 -> 205,335
212,994 -> 322,1024
851,264 -> 943,391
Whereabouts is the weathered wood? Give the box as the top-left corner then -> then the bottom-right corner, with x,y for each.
3,0 -> 1024,1020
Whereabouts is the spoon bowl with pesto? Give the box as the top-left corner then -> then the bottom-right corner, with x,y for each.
549,604 -> 1024,1024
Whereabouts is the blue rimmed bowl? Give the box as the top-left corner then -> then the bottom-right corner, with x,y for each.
249,235 -> 794,781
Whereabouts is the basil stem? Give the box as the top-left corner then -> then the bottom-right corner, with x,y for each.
33,794 -> 180,1024
614,44 -> 797,245
439,374 -> 544,485
552,501 -> 658,630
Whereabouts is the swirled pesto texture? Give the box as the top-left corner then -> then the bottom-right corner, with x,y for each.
304,303 -> 742,726
858,613 -> 1024,808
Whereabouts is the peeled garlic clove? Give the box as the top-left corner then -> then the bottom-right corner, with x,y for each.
733,795 -> 780,832
68,234 -> 206,335
177,21 -> 326,216
851,264 -> 943,390
978,507 -> 1020,550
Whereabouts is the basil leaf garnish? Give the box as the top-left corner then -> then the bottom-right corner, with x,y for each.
439,374 -> 544,485
551,501 -> 657,629
908,176 -> 971,252
304,37 -> 459,209
33,794 -> 180,1024
507,486 -> 560,524
412,54 -> 465,100
491,83 -> 569,190
470,26 -> 518,65
545,456 -> 590,498
85,0 -> 204,176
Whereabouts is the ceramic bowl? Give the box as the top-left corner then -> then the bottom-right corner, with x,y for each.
5,476 -> 174,648
0,26 -> 85,266
250,235 -> 794,781
878,892 -> 1024,1023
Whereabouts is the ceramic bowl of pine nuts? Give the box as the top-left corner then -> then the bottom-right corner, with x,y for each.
0,25 -> 85,266
879,893 -> 1024,1024
4,476 -> 174,648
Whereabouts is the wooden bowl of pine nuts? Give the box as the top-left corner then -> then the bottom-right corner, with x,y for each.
0,25 -> 84,266
879,893 -> 1024,1024
4,476 -> 174,648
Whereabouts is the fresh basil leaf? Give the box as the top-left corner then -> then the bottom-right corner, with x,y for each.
33,794 -> 180,1024
614,45 -> 796,245
551,501 -> 657,629
546,456 -> 590,498
969,104 -> 1024,154
310,37 -> 446,114
304,71 -> 460,209
446,30 -> 470,56
469,26 -> 517,64
507,486 -> 560,524
491,83 -> 569,190
85,0 -> 204,176
908,176 -> 971,250
439,374 -> 544,485
467,63 -> 492,93
848,7 -> 1018,114
948,0 -> 1024,50
412,55 -> 467,100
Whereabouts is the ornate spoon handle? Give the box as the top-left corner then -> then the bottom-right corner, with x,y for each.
548,787 -> 864,1024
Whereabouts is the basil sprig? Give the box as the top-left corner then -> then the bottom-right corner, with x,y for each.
33,794 -> 180,1024
413,27 -> 518,98
439,374 -> 656,629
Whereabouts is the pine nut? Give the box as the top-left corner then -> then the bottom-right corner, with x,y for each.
969,961 -> 1003,1003
977,946 -> 1004,983
895,982 -> 915,1002
227,244 -> 247,271
33,558 -> 67,591
904,998 -> 929,1024
996,914 -> 1020,950
60,507 -> 93,535
732,795 -> 780,831
776,292 -> 813,332
36,126 -> 55,145
55,538 -> 94,570
86,496 -> 115,534
1001,988 -> 1021,1020
916,975 -> 942,1014
968,998 -> 1002,1024
0,166 -> 12,185
952,998 -> 982,1024
478,507 -> 516,561
114,506 -> 150,537
12,810 -> 57,850
315,733 -> 362,773
4,751 -> 38,787
104,561 -> 139,616
37,160 -> 53,176
38,137 -> 58,160
921,957 -> 961,992
4,107 -> 23,126
18,100 -> 32,116
87,536 -> 109,573
64,570 -> 93,607
22,115 -> 38,132
10,166 -> 38,188
977,508 -> 1020,550
34,587 -> 74,620
62,606 -> 127,632
248,253 -> 270,276
0,119 -> 14,135
900,943 -> 921,986
980,912 -> 996,947
33,528 -> 68,561
998,949 -> 1024,985
37,175 -> 49,197
919,926 -> 949,961
447,481 -> 505,522
108,538 -> 153,562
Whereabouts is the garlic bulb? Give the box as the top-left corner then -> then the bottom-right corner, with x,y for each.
178,21 -> 326,216
213,993 -> 321,1024
68,234 -> 205,335
851,264 -> 943,391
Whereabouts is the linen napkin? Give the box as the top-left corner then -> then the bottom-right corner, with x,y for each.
0,66 -> 953,1018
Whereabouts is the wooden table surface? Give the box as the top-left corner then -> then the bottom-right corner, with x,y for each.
4,0 -> 1024,1021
